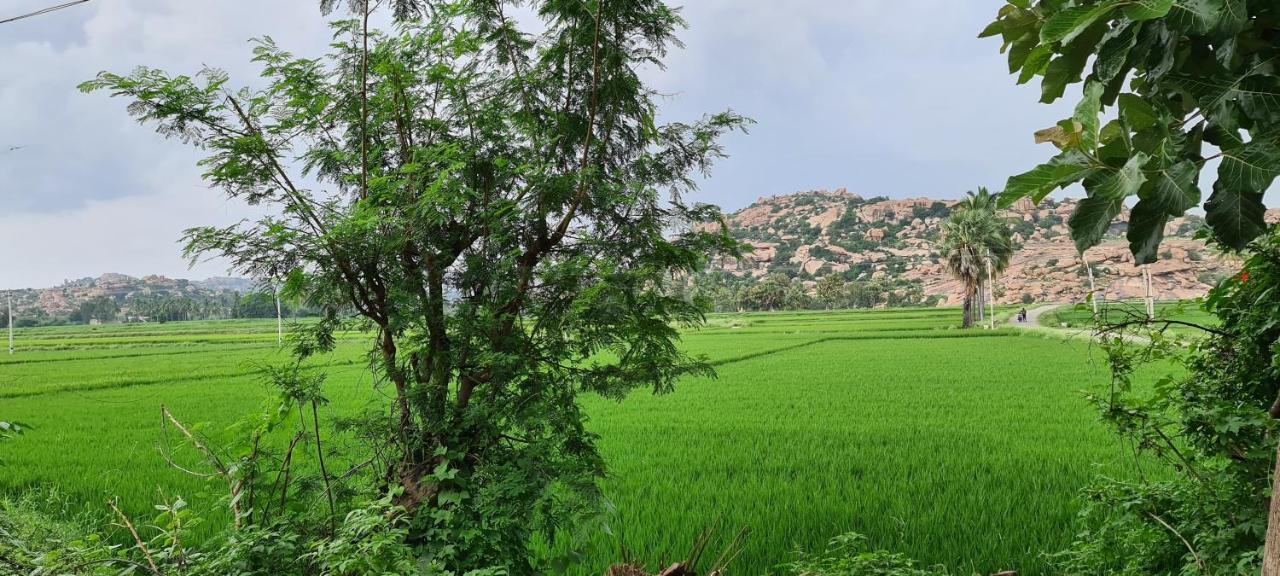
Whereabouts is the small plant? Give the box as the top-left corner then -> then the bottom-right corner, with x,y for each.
782,533 -> 953,576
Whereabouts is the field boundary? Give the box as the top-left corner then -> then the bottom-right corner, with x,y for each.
708,330 -> 1027,368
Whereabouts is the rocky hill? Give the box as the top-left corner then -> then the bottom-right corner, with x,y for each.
710,189 -> 1280,306
4,273 -> 261,324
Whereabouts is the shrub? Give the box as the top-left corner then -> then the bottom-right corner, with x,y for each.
782,533 -> 953,576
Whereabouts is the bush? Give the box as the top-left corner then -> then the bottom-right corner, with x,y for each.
783,533 -> 953,576
1058,230 -> 1280,575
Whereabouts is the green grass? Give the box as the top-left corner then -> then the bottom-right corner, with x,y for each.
0,308 -> 1170,575
1040,300 -> 1219,338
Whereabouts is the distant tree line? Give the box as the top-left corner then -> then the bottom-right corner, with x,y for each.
674,272 -> 941,313
5,291 -> 323,327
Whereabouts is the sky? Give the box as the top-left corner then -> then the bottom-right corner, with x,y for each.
0,0 -> 1271,289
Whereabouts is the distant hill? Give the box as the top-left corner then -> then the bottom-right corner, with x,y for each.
4,273 -> 264,325
708,189 -> 1280,306
194,277 -> 257,293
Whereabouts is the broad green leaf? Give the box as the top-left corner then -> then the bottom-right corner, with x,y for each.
1018,45 -> 1053,84
1166,72 -> 1280,129
1118,93 -> 1160,130
1147,159 -> 1202,214
978,20 -> 1004,39
998,8 -> 1042,46
1002,150 -> 1099,206
1096,22 -> 1139,82
1128,160 -> 1201,263
1074,81 -> 1105,151
1041,25 -> 1105,103
1168,0 -> 1223,35
1206,140 -> 1278,249
1041,2 -> 1120,45
1070,152 -> 1150,253
1218,0 -> 1248,35
1124,0 -> 1176,20
1235,75 -> 1280,124
1007,35 -> 1038,74
1099,119 -> 1126,145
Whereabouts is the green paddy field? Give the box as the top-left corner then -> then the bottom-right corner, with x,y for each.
0,308 -> 1172,574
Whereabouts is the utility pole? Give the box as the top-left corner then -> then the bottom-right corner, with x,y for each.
1142,265 -> 1155,320
275,286 -> 284,348
7,291 -> 14,355
986,259 -> 997,330
1082,254 -> 1100,318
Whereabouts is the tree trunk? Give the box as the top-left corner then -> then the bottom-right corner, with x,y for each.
962,295 -> 973,329
1263,440 -> 1280,576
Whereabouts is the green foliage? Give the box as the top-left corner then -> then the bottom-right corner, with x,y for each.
1,310 -> 1159,574
1052,231 -> 1280,574
782,533 -> 952,576
985,0 -> 1280,259
73,296 -> 120,324
939,188 -> 1015,328
81,1 -> 747,572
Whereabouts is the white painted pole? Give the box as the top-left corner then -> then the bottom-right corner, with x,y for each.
7,291 -> 14,355
275,286 -> 284,348
1084,255 -> 1099,317
1143,265 -> 1155,320
987,259 -> 997,330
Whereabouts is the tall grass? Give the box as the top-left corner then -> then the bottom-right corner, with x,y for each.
0,309 -> 1164,574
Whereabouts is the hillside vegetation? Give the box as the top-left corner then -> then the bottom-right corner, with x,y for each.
697,190 -> 1276,308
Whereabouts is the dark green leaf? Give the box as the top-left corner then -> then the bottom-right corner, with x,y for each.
1096,22 -> 1139,83
1019,45 -> 1054,84
1070,153 -> 1149,253
1206,141 -> 1278,249
1128,160 -> 1201,263
1119,93 -> 1160,130
1075,81 -> 1106,151
1168,0 -> 1223,34
978,20 -> 1004,39
1124,0 -> 1176,20
1041,2 -> 1120,45
1002,150 -> 1100,206
1041,24 -> 1106,103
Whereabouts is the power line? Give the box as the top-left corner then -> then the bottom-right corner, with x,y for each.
0,0 -> 90,25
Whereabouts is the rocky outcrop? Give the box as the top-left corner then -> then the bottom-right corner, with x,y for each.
712,189 -> 1253,305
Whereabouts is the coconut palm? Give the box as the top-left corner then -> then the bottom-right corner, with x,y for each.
940,189 -> 1015,328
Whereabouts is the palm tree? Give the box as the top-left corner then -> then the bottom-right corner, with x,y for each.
940,189 -> 1015,328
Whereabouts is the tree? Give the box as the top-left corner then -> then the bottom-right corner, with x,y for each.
983,0 -> 1280,260
815,274 -> 846,309
939,190 -> 1014,328
83,2 -> 747,571
73,296 -> 119,324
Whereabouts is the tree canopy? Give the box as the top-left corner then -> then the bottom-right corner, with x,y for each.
82,0 -> 747,570
983,0 -> 1280,261
939,189 -> 1014,328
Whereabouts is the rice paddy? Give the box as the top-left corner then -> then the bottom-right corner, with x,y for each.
0,308 -> 1168,575
1039,300 -> 1220,338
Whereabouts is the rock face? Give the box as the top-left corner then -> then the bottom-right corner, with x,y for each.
710,189 -> 1251,305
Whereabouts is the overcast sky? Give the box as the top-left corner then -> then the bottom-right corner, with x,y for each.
1,1 -> 1272,289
